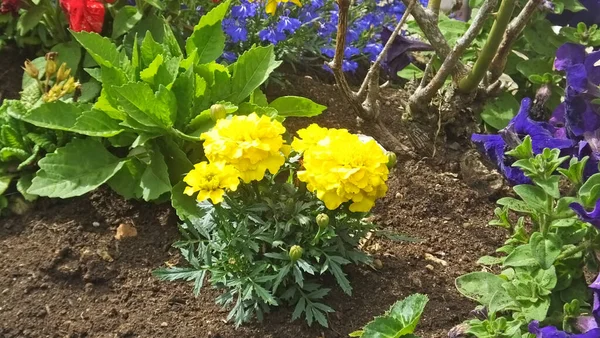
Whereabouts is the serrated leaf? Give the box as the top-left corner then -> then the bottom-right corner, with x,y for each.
292,297 -> 306,321
327,258 -> 352,295
186,0 -> 231,63
73,110 -> 125,137
17,101 -> 82,132
17,174 -> 37,202
17,5 -> 46,35
139,144 -> 171,201
253,283 -> 277,305
112,6 -> 142,39
112,82 -> 176,129
268,96 -> 326,117
227,45 -> 281,104
72,31 -> 126,69
28,138 -> 125,198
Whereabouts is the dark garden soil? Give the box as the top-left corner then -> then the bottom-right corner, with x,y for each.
0,63 -> 507,337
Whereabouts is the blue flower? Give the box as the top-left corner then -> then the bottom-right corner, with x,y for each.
528,320 -> 600,337
258,26 -> 286,44
231,0 -> 257,19
277,15 -> 301,33
363,43 -> 383,62
221,51 -> 238,63
570,199 -> 600,228
223,18 -> 248,43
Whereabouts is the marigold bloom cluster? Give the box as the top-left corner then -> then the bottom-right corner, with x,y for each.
201,113 -> 287,183
183,161 -> 240,204
292,124 -> 389,212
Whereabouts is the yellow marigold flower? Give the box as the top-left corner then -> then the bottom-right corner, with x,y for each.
201,113 -> 287,183
183,161 -> 240,204
293,126 -> 390,213
263,0 -> 302,15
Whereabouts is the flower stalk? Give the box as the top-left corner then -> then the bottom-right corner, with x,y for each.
458,0 -> 517,92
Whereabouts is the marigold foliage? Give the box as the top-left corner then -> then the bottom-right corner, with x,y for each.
201,113 -> 287,183
183,161 -> 240,204
292,124 -> 389,212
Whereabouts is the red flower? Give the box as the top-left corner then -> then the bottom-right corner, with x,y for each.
0,0 -> 21,15
60,0 -> 107,33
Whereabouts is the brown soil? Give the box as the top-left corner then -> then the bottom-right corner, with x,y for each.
1,71 -> 506,337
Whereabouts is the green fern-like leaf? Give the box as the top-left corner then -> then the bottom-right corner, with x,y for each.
1,125 -> 25,150
26,133 -> 56,152
0,147 -> 30,162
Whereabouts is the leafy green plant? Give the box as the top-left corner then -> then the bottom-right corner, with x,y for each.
349,293 -> 429,338
1,0 -> 325,203
455,136 -> 600,336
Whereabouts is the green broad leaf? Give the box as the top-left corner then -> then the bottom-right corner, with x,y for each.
79,80 -> 102,103
480,91 -> 519,130
561,0 -> 586,12
513,185 -> 549,212
227,45 -> 282,104
521,299 -> 551,322
477,256 -> 504,266
535,176 -> 561,199
171,182 -> 203,222
140,31 -> 165,67
516,58 -> 553,80
0,176 -> 11,195
139,144 -> 171,201
72,31 -> 126,69
550,218 -> 577,228
162,24 -> 182,57
157,138 -> 193,183
554,197 -> 577,218
488,289 -> 514,314
529,232 -> 562,269
185,0 -> 231,63
17,5 -> 46,35
1,125 -> 25,150
172,67 -> 195,127
72,110 -> 125,137
28,138 -> 125,198
503,244 -> 539,267
496,197 -> 535,214
359,294 -> 428,338
51,41 -> 82,74
112,6 -> 142,39
455,272 -> 506,306
348,330 -> 364,337
578,173 -> 600,207
107,158 -> 144,200
397,64 -> 424,80
17,101 -> 82,132
389,293 -> 429,335
112,82 -> 176,129
250,88 -> 269,106
144,0 -> 165,10
268,96 -> 326,117
16,174 -> 37,202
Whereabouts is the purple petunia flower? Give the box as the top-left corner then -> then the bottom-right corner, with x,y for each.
472,98 -> 575,185
380,27 -> 434,79
258,26 -> 286,45
570,199 -> 600,228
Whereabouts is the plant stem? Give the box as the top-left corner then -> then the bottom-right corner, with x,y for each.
409,0 -> 498,109
171,128 -> 201,142
428,0 -> 442,16
356,0 -> 415,101
488,0 -> 543,82
556,241 -> 591,261
458,0 -> 516,92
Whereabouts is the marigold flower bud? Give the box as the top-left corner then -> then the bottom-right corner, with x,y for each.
316,213 -> 329,228
386,151 -> 397,169
210,104 -> 227,121
289,245 -> 303,261
22,60 -> 39,79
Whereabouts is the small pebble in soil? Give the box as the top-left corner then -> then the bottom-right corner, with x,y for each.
373,259 -> 383,269
92,221 -> 100,227
160,322 -> 168,327
425,264 -> 434,271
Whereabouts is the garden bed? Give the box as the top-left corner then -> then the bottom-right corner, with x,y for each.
0,68 -> 505,337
